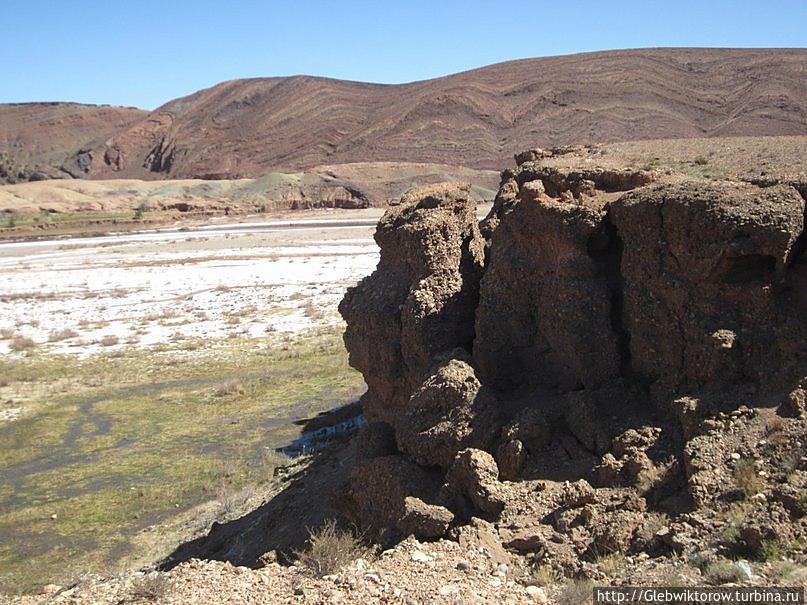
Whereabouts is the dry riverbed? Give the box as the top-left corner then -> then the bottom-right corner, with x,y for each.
0,210 -> 384,594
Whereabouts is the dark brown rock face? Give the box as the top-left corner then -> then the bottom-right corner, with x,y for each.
474,184 -> 621,391
339,158 -> 807,548
349,455 -> 453,539
611,182 -> 806,393
396,356 -> 500,470
339,183 -> 485,428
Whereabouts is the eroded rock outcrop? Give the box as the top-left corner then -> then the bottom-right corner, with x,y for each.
475,179 -> 621,391
611,182 -> 806,393
339,183 -> 485,429
340,158 -> 807,566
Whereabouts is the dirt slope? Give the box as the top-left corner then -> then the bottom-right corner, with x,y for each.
0,103 -> 147,183
86,48 -> 807,179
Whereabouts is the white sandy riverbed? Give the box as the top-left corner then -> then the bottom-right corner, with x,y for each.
0,214 -> 382,356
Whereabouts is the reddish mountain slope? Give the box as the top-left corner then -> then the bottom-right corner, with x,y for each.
3,49 -> 807,182
0,103 -> 147,183
90,48 -> 807,179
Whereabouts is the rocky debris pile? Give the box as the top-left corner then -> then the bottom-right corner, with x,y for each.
339,152 -> 807,577
11,538 -> 548,605
17,528 -> 805,605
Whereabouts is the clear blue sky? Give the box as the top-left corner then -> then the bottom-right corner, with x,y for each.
3,0 -> 806,110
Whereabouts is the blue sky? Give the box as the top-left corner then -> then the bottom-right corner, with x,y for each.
3,0 -> 806,109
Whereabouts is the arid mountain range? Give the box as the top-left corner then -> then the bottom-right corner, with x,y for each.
1,48 -> 807,184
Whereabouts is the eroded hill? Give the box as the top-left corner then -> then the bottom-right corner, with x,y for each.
4,49 -> 807,183
0,103 -> 147,183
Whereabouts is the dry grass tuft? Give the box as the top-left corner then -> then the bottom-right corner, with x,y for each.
596,552 -> 627,576
529,564 -> 561,586
214,381 -> 245,398
557,579 -> 594,605
9,336 -> 36,351
48,328 -> 79,342
733,460 -> 764,498
127,574 -> 171,602
295,520 -> 369,578
704,559 -> 747,584
100,335 -> 120,347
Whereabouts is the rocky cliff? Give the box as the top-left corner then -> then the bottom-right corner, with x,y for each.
339,151 -> 807,571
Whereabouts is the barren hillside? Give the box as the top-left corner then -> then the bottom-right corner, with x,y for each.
3,49 -> 806,183
0,103 -> 147,183
88,48 -> 807,179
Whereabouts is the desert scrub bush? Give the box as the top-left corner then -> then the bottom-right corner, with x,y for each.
127,573 -> 171,602
718,522 -> 743,552
132,201 -> 152,221
634,512 -> 668,545
48,328 -> 78,342
100,335 -> 119,347
768,560 -> 797,583
526,564 -> 561,587
704,559 -> 748,584
754,539 -> 785,562
658,568 -> 689,587
557,579 -> 594,605
0,327 -> 14,339
295,520 -> 369,577
733,460 -> 764,498
9,336 -> 36,351
694,156 -> 709,165
765,416 -> 785,435
596,552 -> 627,576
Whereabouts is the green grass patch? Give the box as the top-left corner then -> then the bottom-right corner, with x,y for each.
0,328 -> 365,594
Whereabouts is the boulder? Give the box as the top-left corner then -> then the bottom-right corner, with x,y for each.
349,455 -> 451,539
442,448 -> 506,517
558,479 -> 596,508
396,356 -> 500,469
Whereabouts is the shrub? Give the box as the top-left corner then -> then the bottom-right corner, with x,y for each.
133,202 -> 150,221
768,560 -> 797,582
127,574 -> 171,602
718,523 -> 743,550
694,156 -> 709,166
754,539 -> 784,562
9,336 -> 35,351
704,559 -> 747,584
557,579 -> 594,605
294,520 -> 368,577
48,328 -> 78,342
733,460 -> 764,498
0,327 -> 14,340
658,569 -> 688,587
597,552 -> 626,576
529,564 -> 561,587
765,416 -> 785,435
214,381 -> 245,398
100,335 -> 119,347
